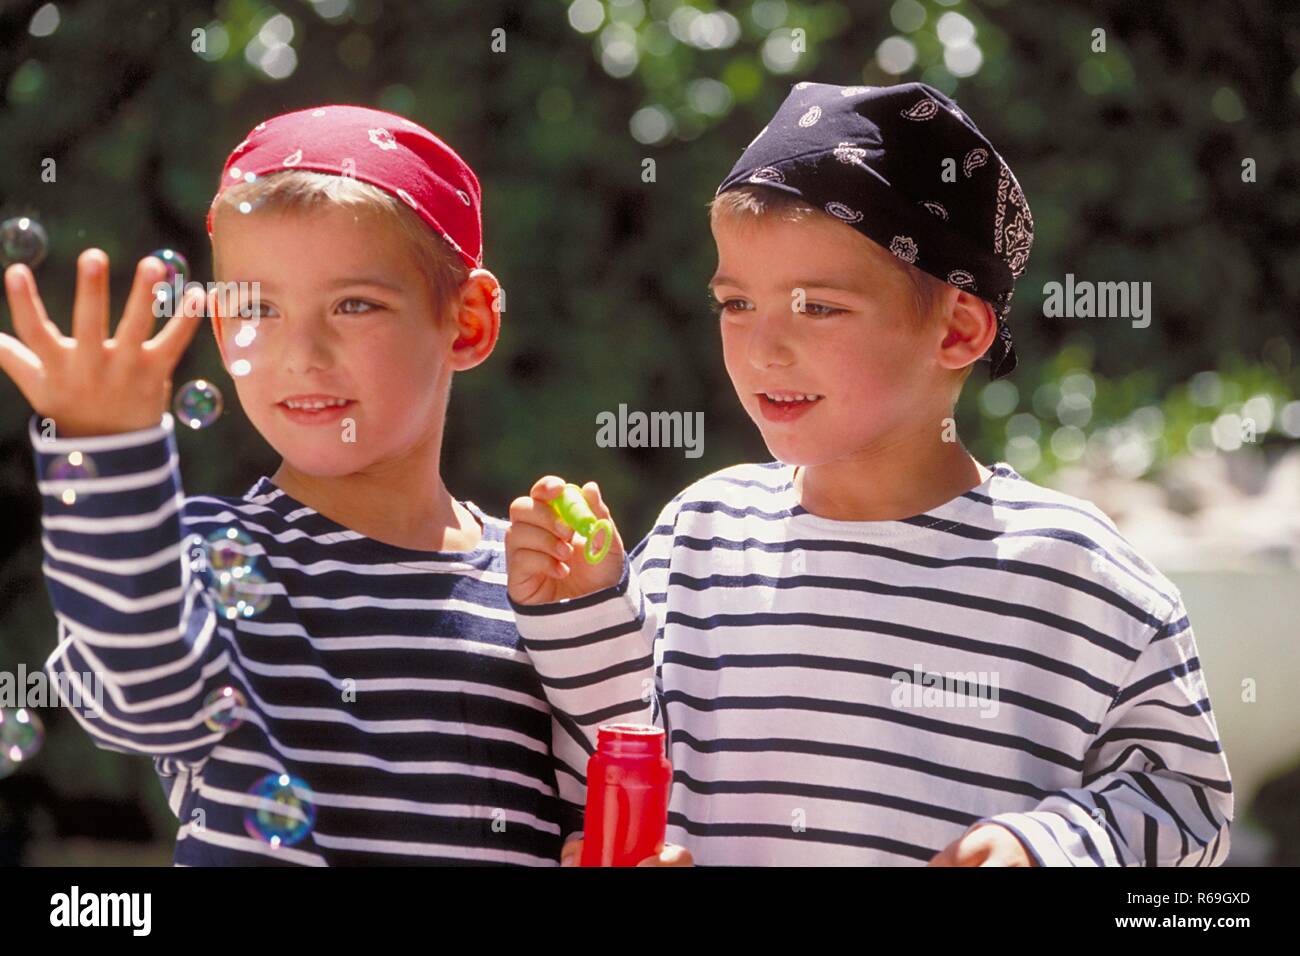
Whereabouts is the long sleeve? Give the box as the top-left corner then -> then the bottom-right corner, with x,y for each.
976,595 -> 1233,866
30,412 -> 234,765
511,494 -> 683,831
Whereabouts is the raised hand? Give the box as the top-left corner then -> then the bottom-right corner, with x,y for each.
0,249 -> 205,438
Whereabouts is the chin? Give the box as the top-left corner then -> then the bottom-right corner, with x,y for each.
757,429 -> 855,469
757,433 -> 817,467
272,441 -> 370,478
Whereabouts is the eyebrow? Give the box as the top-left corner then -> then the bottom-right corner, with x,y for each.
232,277 -> 406,293
708,275 -> 863,294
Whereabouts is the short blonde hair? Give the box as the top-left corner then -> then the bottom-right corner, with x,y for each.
709,186 -> 977,393
209,170 -> 470,321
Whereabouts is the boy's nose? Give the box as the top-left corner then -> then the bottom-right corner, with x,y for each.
746,311 -> 795,369
280,324 -> 336,375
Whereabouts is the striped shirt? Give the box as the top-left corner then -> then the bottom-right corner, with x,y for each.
512,460 -> 1234,866
30,413 -> 593,866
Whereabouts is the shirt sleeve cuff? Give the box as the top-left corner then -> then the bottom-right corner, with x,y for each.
974,812 -> 1077,867
509,554 -> 644,641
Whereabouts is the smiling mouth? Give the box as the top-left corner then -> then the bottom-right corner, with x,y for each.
755,390 -> 824,421
758,391 -> 824,404
277,395 -> 353,410
275,395 -> 356,425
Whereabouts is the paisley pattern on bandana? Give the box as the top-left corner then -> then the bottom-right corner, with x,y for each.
889,235 -> 918,263
994,161 -> 1034,279
834,143 -> 869,166
715,81 -> 1034,380
208,104 -> 484,271
368,127 -> 398,151
900,98 -> 939,121
947,269 -> 976,290
826,201 -> 863,223
962,147 -> 988,178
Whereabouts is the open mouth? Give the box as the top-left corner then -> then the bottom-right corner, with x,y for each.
276,395 -> 355,425
756,391 -> 824,421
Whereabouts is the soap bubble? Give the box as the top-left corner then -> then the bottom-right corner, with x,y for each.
173,379 -> 224,429
148,248 -> 190,316
212,566 -> 273,620
0,707 -> 45,767
0,217 -> 49,269
204,526 -> 260,579
202,686 -> 247,733
45,450 -> 97,506
147,248 -> 189,283
244,772 -> 316,847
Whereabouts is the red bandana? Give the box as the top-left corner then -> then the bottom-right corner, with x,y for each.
207,104 -> 482,270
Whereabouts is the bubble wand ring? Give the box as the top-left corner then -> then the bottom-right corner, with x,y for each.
548,483 -> 614,564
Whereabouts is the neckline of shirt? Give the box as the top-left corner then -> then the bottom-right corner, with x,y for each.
243,476 -> 500,562
772,460 -> 1017,538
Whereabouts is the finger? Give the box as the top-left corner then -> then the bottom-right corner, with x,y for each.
113,256 -> 167,347
635,843 -> 691,867
144,285 -> 206,369
4,264 -> 64,362
509,548 -> 568,582
980,828 -> 1029,867
70,249 -> 110,348
509,492 -> 574,540
528,474 -> 567,502
581,481 -> 622,554
560,838 -> 583,867
951,832 -> 992,867
580,481 -> 612,520
0,331 -> 43,397
926,844 -> 956,867
657,844 -> 693,867
507,523 -> 575,562
508,494 -> 563,532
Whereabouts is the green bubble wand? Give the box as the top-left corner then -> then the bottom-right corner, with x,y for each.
548,483 -> 614,564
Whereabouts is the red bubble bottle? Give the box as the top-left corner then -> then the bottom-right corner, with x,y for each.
580,723 -> 672,867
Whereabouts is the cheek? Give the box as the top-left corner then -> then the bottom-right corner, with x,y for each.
719,321 -> 740,368
719,317 -> 754,366
332,322 -> 431,391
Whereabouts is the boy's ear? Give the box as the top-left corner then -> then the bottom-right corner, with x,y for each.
448,268 -> 501,371
937,291 -> 996,373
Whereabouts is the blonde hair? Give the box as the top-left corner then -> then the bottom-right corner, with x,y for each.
709,185 -> 975,391
209,170 -> 470,321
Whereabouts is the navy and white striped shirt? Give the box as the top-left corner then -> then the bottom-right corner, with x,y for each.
513,460 -> 1234,866
31,413 -> 598,865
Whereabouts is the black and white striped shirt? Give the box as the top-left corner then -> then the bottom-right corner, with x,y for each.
512,460 -> 1234,866
31,413 -> 598,865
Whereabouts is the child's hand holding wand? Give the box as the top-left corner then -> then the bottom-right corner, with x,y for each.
506,476 -> 625,605
0,250 -> 205,437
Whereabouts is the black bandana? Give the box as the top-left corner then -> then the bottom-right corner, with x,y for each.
715,81 -> 1033,380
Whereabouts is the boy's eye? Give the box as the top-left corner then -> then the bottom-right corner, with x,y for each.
798,302 -> 845,318
338,298 -> 379,315
708,296 -> 751,316
242,301 -> 276,319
